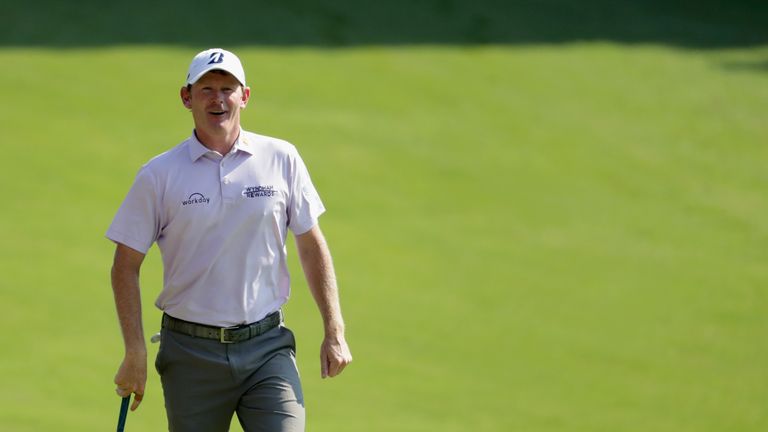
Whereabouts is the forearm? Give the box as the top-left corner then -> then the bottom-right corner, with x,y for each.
111,247 -> 146,356
297,227 -> 345,336
296,225 -> 352,378
110,243 -> 148,409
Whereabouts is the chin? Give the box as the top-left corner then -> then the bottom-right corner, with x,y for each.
208,119 -> 233,129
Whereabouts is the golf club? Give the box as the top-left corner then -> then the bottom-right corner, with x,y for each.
117,395 -> 130,432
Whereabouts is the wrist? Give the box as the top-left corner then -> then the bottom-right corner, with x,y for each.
124,345 -> 147,359
324,321 -> 345,338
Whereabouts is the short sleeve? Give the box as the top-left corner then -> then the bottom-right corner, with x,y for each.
287,148 -> 326,235
105,165 -> 161,254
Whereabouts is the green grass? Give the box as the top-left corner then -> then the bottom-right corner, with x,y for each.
0,43 -> 766,431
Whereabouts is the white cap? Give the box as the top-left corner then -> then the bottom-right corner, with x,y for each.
186,48 -> 246,86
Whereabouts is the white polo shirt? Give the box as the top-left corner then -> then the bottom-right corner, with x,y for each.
106,130 -> 325,327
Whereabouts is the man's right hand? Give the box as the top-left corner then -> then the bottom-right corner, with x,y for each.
114,351 -> 147,411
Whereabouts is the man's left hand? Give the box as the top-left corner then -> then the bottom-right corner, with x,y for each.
320,335 -> 352,378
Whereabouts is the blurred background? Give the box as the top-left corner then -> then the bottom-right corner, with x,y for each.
0,1 -> 766,430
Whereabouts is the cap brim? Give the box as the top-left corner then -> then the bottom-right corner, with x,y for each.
187,67 -> 245,86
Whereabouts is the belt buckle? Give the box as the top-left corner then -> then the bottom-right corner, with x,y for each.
219,326 -> 238,344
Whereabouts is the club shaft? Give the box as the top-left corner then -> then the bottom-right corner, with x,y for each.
117,396 -> 130,432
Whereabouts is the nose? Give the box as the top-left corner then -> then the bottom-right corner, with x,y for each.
208,91 -> 227,108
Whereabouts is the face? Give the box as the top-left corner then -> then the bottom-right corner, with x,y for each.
180,71 -> 250,140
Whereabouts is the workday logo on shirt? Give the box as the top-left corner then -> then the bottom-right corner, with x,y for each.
182,193 -> 210,206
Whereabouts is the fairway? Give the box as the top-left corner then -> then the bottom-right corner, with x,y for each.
1,6 -> 767,431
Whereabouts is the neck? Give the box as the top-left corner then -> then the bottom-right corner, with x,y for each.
194,127 -> 240,155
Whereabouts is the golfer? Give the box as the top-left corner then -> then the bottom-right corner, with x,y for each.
107,48 -> 352,431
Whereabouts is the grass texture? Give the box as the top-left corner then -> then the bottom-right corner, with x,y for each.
0,42 -> 766,431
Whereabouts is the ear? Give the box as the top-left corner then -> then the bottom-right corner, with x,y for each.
240,86 -> 251,109
180,86 -> 192,109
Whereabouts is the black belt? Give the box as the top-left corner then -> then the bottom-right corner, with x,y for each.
162,311 -> 282,344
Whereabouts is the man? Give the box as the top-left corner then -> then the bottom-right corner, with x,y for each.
108,48 -> 352,431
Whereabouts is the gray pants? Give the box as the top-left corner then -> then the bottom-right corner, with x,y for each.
155,324 -> 305,431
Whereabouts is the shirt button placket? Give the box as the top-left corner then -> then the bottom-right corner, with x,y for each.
221,157 -> 233,203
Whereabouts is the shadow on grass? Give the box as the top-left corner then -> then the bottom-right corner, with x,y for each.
1,0 -> 766,49
720,59 -> 768,72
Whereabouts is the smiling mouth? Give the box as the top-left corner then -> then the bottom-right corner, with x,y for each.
209,111 -> 227,116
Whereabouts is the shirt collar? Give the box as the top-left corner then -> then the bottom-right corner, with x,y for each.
187,128 -> 254,161
232,131 -> 256,156
187,132 -> 210,161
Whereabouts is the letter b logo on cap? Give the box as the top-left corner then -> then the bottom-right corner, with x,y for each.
208,52 -> 224,64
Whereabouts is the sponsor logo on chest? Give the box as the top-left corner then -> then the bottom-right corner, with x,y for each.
182,192 -> 210,206
242,185 -> 276,198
